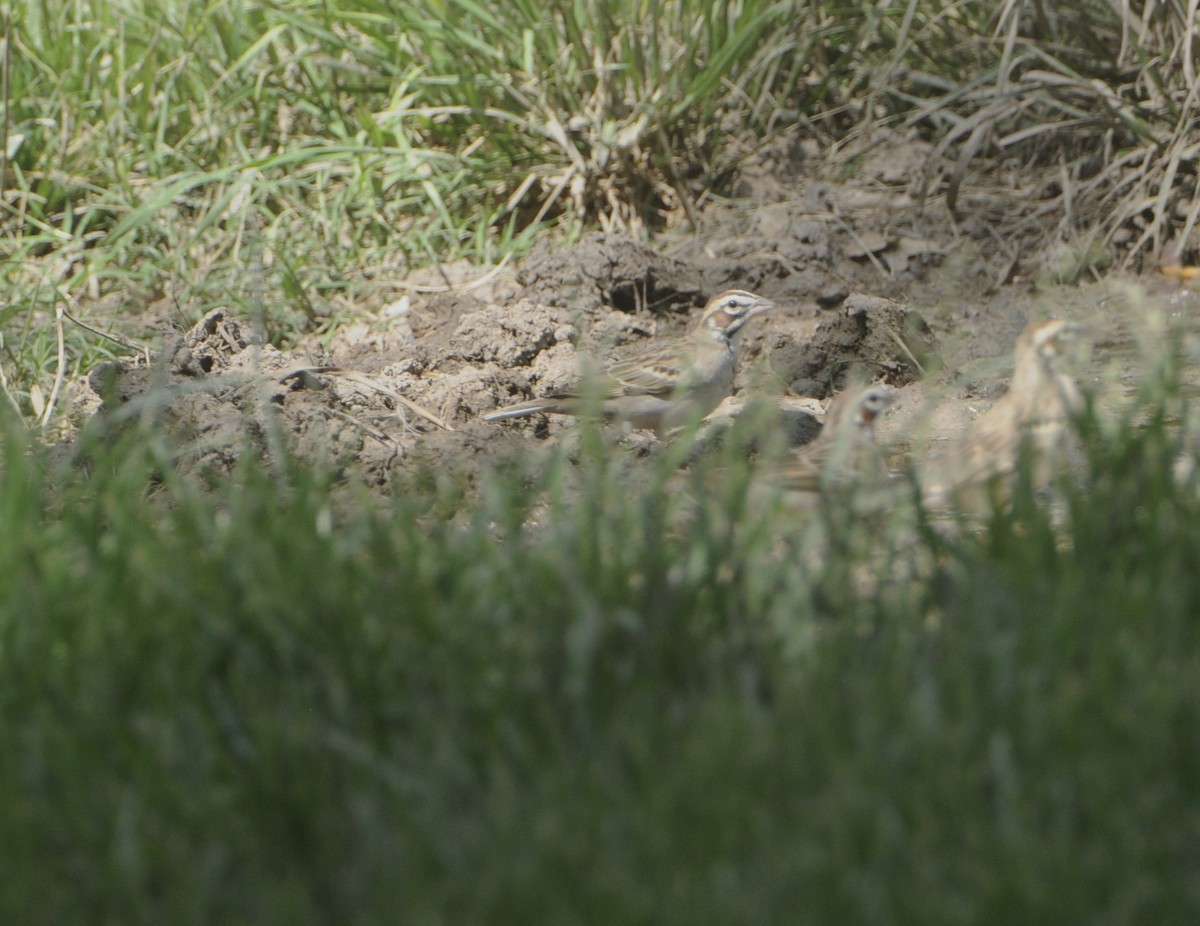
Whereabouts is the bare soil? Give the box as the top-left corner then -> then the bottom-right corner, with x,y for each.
71,129 -> 1200,491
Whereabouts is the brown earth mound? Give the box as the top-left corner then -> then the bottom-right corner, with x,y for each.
74,229 -> 937,490
75,130 -> 1177,493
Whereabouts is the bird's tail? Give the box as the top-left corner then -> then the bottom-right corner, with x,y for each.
481,398 -> 564,422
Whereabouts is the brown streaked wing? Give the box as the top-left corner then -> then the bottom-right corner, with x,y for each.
604,343 -> 687,397
532,342 -> 685,402
778,452 -> 827,494
924,405 -> 1022,490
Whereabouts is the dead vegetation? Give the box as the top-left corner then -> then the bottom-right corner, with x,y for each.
889,1 -> 1200,272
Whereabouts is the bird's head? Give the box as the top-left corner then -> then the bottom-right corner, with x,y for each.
1021,318 -> 1081,364
826,384 -> 896,437
700,290 -> 775,341
1010,318 -> 1085,405
855,385 -> 897,427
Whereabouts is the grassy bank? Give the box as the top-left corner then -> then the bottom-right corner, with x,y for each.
4,0 -> 1198,414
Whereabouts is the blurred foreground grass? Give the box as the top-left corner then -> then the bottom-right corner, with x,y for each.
1,383 -> 1199,923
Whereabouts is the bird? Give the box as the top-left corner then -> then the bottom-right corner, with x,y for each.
482,290 -> 775,435
763,384 -> 897,502
917,318 -> 1084,511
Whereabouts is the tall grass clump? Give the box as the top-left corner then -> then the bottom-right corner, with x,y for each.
1,0 -> 802,319
861,0 -> 1200,270
371,0 -> 804,231
2,374 -> 1200,922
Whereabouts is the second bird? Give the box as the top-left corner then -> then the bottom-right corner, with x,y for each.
764,384 -> 897,504
483,290 -> 775,435
918,318 -> 1083,511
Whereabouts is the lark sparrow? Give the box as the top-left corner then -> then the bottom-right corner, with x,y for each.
918,318 -> 1083,510
483,290 -> 775,434
766,384 -> 896,499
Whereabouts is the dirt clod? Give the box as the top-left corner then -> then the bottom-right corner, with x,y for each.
768,293 -> 939,397
516,232 -> 703,314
